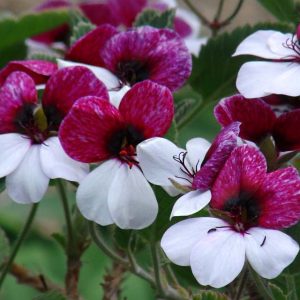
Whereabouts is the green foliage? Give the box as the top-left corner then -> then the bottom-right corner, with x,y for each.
0,228 -> 9,267
69,10 -> 95,45
0,43 -> 27,68
257,0 -> 298,23
33,291 -> 67,300
269,283 -> 287,300
0,178 -> 5,194
189,23 -> 293,104
193,291 -> 229,300
0,9 -> 69,50
285,222 -> 300,275
134,9 -> 175,29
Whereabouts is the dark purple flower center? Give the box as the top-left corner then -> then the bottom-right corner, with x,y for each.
107,125 -> 144,167
222,191 -> 260,232
116,60 -> 149,86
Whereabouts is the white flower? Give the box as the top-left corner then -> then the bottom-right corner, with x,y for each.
234,29 -> 300,97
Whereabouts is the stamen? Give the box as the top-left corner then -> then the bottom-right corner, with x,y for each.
281,35 -> 300,62
172,151 -> 197,179
260,236 -> 267,247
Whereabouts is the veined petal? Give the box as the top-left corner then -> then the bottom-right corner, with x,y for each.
40,137 -> 89,182
170,190 -> 211,218
161,217 -> 227,266
119,80 -> 174,138
236,61 -> 294,98
6,145 -> 49,203
186,137 -> 211,168
66,25 -> 118,67
57,59 -> 120,89
137,137 -> 189,188
108,164 -> 158,229
59,96 -> 124,163
233,30 -> 294,59
190,228 -> 245,288
42,66 -> 109,124
214,94 -> 276,142
0,133 -> 31,177
76,159 -> 122,226
245,227 -> 299,279
0,71 -> 37,133
0,60 -> 57,86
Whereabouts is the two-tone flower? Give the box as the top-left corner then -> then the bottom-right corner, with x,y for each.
59,80 -> 174,229
161,145 -> 300,288
0,66 -> 107,203
137,122 -> 240,217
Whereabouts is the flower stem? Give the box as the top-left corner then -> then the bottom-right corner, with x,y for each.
214,0 -> 225,22
182,0 -> 210,27
234,269 -> 248,300
150,242 -> 165,297
0,203 -> 39,289
221,0 -> 245,26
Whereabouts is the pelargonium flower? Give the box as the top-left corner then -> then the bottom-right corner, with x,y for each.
59,25 -> 191,103
0,66 -> 107,203
233,27 -> 300,97
59,80 -> 174,229
0,60 -> 57,87
161,145 -> 300,288
136,122 -> 240,218
214,94 -> 300,152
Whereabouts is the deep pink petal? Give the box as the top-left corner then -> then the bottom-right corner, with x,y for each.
101,26 -> 192,91
0,72 -> 37,133
108,0 -> 147,27
0,60 -> 57,86
59,96 -> 124,163
273,110 -> 300,151
192,122 -> 240,190
210,145 -> 267,210
119,80 -> 174,138
42,66 -> 108,128
214,94 -> 276,143
66,25 -> 118,67
258,167 -> 300,229
174,17 -> 192,38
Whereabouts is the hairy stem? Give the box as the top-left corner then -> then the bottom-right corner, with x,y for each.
0,203 -> 38,289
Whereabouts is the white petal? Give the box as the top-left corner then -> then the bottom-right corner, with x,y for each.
108,164 -> 158,229
0,133 -> 31,177
236,61 -> 292,98
161,217 -> 227,266
162,185 -> 181,197
56,59 -> 120,89
267,32 -> 296,58
245,227 -> 299,279
233,30 -> 293,59
186,137 -> 210,169
265,63 -> 300,96
185,37 -> 207,56
6,145 -> 49,204
190,228 -> 246,288
76,159 -> 121,226
40,137 -> 89,182
109,85 -> 131,108
170,190 -> 211,218
137,137 -> 190,189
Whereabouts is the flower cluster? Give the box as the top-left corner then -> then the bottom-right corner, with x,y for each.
1,6 -> 300,293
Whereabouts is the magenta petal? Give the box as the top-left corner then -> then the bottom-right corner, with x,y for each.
66,25 -> 118,67
0,72 -> 37,133
210,145 -> 267,210
43,66 -> 109,125
0,60 -> 57,86
101,26 -> 192,91
214,94 -> 276,143
273,110 -> 300,151
174,17 -> 193,38
258,167 -> 300,229
59,96 -> 124,163
119,80 -> 174,138
192,122 -> 240,190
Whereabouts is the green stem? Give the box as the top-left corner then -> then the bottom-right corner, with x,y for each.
56,180 -> 74,249
248,266 -> 273,300
0,203 -> 39,289
150,242 -> 165,297
234,269 -> 248,300
182,0 -> 210,27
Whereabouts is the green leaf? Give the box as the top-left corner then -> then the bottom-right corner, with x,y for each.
0,43 -> 27,68
175,98 -> 197,127
269,283 -> 287,300
0,227 -> 9,267
113,228 -> 132,250
0,178 -> 5,193
257,0 -> 297,23
0,9 -> 69,50
51,233 -> 66,250
33,291 -> 67,300
193,291 -> 229,300
189,23 -> 293,103
134,8 -> 175,29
